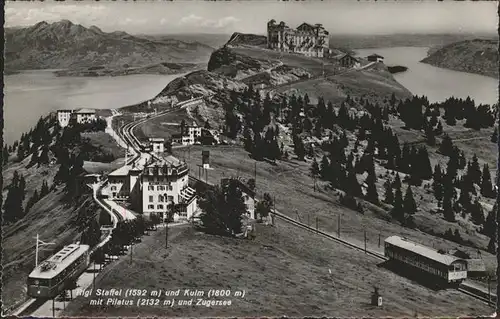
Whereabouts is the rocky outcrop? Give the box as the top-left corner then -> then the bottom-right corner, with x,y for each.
421,39 -> 499,78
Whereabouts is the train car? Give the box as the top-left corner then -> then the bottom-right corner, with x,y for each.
27,244 -> 90,298
384,236 -> 467,285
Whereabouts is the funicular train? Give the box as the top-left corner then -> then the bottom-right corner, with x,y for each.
27,244 -> 90,298
384,236 -> 468,285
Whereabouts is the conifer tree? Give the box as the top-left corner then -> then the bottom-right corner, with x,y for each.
384,180 -> 394,204
439,134 -> 454,156
3,171 -> 25,223
470,198 -> 484,225
365,169 -> 379,205
433,180 -> 444,204
482,205 -> 497,238
40,180 -> 50,198
3,145 -> 9,165
391,185 -> 404,222
392,173 -> 402,190
28,150 -> 39,167
480,163 -> 494,198
293,135 -> 306,161
16,145 -> 25,162
320,155 -> 330,180
491,126 -> 498,143
403,186 -> 417,214
487,235 -> 496,254
346,169 -> 362,197
310,158 -> 320,177
469,154 -> 482,185
442,195 -> 455,222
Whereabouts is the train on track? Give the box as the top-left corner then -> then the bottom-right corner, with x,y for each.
384,236 -> 468,285
27,244 -> 90,298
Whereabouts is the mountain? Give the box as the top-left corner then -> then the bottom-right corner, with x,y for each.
420,39 -> 499,78
4,20 -> 215,74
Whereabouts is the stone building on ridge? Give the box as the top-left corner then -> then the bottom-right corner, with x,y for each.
267,19 -> 330,58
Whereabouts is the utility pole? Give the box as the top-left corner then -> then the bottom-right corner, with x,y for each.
130,242 -> 133,264
165,221 -> 169,249
313,176 -> 316,192
378,233 -> 381,248
254,161 -> 257,187
34,234 -> 54,267
52,299 -> 55,318
488,275 -> 491,305
364,230 -> 367,254
205,169 -> 208,185
337,215 -> 341,237
316,217 -> 318,231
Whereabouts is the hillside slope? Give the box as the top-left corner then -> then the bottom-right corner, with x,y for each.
4,20 -> 214,73
421,39 -> 499,78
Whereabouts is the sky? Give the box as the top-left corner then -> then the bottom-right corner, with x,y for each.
5,0 -> 498,36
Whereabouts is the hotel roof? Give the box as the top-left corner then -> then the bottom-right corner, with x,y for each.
109,165 -> 132,177
385,236 -> 463,266
74,108 -> 96,114
146,155 -> 183,168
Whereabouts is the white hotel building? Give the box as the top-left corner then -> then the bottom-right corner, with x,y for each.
57,108 -> 97,127
142,156 -> 197,220
172,122 -> 202,146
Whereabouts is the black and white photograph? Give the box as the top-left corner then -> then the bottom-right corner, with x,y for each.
1,0 -> 499,317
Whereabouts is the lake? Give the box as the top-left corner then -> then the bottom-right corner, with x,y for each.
3,71 -> 188,145
4,47 -> 498,145
355,47 -> 498,106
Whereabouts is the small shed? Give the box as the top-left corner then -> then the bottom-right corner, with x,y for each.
367,54 -> 384,62
339,54 -> 360,68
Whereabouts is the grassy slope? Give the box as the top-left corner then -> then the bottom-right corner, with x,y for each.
1,129 -> 123,310
82,132 -> 125,160
173,145 -> 497,274
2,186 -> 100,310
63,223 -> 488,317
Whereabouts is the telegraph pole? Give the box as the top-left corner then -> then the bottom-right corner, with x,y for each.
364,230 -> 367,254
254,161 -> 257,186
130,242 -> 133,264
337,215 -> 341,237
488,275 -> 491,305
165,213 -> 169,250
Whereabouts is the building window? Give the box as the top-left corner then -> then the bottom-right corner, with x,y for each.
157,204 -> 164,210
111,186 -> 117,191
148,185 -> 154,190
149,196 -> 153,202
167,196 -> 174,202
159,195 -> 164,202
169,185 -> 173,191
